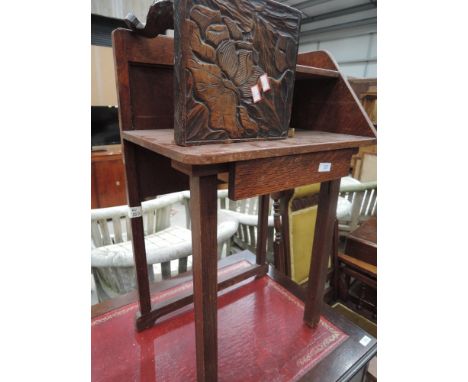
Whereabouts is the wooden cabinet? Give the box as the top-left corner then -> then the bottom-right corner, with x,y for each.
348,78 -> 377,180
91,145 -> 127,208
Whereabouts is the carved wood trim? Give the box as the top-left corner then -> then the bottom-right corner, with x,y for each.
174,0 -> 302,145
291,193 -> 320,212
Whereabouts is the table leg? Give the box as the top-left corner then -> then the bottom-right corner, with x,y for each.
332,219 -> 340,301
190,174 -> 218,382
303,179 -> 341,327
256,194 -> 270,266
123,141 -> 152,316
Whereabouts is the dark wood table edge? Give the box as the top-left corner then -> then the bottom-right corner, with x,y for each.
267,266 -> 377,382
335,343 -> 377,382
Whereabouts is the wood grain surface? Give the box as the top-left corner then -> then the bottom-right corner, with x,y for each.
91,147 -> 127,208
303,179 -> 341,327
228,148 -> 355,200
344,217 -> 377,266
295,64 -> 339,79
123,141 -> 152,315
255,195 -> 270,266
122,129 -> 375,164
291,50 -> 376,138
338,253 -> 377,278
189,174 -> 219,381
174,0 -> 302,145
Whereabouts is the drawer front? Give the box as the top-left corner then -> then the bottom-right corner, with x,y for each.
228,148 -> 356,200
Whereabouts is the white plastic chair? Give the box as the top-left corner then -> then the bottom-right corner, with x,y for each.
215,190 -> 275,256
91,192 -> 239,302
338,178 -> 377,236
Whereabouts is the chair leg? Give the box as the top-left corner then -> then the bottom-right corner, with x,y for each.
341,273 -> 351,301
178,257 -> 188,274
148,265 -> 155,282
357,282 -> 366,311
161,261 -> 171,279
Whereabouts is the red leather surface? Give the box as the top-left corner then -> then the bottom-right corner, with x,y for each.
92,261 -> 348,381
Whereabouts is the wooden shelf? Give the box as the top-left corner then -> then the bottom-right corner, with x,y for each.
122,129 -> 376,165
295,64 -> 340,79
338,253 -> 377,278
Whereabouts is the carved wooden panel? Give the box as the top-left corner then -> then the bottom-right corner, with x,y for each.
174,0 -> 302,145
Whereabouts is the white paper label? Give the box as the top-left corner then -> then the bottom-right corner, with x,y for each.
128,206 -> 142,218
318,162 -> 332,172
251,84 -> 261,103
260,74 -> 271,92
359,335 -> 371,347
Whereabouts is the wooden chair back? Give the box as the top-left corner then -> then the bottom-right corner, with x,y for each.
229,197 -> 259,251
217,190 -> 274,256
91,194 -> 184,248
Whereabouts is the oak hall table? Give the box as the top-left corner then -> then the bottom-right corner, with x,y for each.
112,27 -> 376,381
119,128 -> 374,380
337,217 -> 377,314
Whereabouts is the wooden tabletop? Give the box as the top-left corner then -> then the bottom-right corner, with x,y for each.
122,129 -> 376,165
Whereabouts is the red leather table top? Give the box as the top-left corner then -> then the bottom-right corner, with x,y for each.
92,261 -> 350,381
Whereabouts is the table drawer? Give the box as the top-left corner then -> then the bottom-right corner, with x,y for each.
228,148 -> 356,200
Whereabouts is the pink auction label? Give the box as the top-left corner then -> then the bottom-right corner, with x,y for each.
260,74 -> 271,92
251,84 -> 261,103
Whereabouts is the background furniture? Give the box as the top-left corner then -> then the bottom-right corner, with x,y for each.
354,152 -> 377,182
348,78 -> 377,182
256,176 -> 360,287
91,144 -> 127,208
336,217 -> 377,318
338,180 -> 377,237
348,78 -> 377,127
217,190 -> 275,258
91,192 -> 239,302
